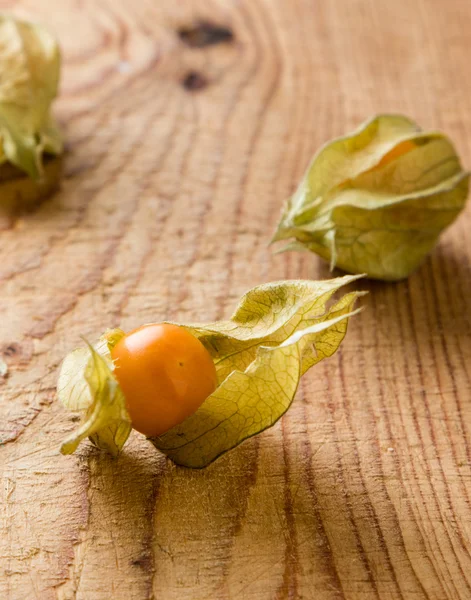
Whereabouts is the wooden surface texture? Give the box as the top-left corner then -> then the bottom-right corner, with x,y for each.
0,0 -> 470,598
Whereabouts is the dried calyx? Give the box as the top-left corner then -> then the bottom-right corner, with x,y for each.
0,15 -> 63,205
58,276 -> 364,468
273,114 -> 469,281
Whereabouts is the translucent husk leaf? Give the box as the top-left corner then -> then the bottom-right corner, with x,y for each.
58,330 -> 132,456
152,292 -> 362,468
0,15 -> 63,183
57,276 -> 364,466
273,114 -> 469,281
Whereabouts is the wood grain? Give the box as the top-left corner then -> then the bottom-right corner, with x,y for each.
0,0 -> 470,598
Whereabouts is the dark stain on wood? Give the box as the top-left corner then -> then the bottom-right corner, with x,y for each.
131,550 -> 154,571
4,345 -> 19,357
182,71 -> 209,92
1,341 -> 34,368
178,21 -> 234,48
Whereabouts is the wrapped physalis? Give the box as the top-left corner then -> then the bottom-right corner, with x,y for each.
58,276 -> 363,468
0,15 -> 63,206
273,115 -> 469,281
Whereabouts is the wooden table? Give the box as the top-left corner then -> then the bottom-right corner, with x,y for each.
1,1 -> 470,598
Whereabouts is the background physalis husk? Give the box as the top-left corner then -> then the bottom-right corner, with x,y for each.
58,276 -> 364,468
0,15 -> 63,202
273,114 -> 469,281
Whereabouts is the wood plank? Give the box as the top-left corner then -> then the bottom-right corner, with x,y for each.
0,0 -> 470,598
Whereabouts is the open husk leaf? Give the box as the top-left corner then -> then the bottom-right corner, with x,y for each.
0,14 -> 63,199
273,114 -> 469,281
58,331 -> 132,457
58,276 -> 364,467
